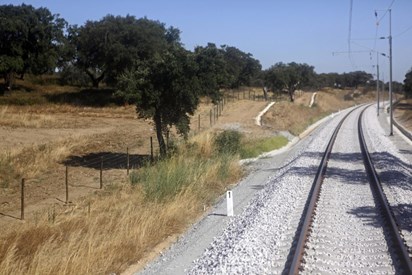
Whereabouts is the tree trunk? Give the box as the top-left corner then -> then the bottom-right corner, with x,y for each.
92,78 -> 100,88
85,69 -> 105,88
263,86 -> 268,101
154,111 -> 167,157
5,71 -> 14,91
288,87 -> 295,102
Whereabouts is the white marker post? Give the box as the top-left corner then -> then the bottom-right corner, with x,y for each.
226,191 -> 234,217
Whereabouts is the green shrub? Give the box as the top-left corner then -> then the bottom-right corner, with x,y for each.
129,147 -> 240,202
213,130 -> 242,155
130,155 -> 209,201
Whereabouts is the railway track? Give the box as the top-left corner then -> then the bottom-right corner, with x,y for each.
287,105 -> 412,274
187,104 -> 411,274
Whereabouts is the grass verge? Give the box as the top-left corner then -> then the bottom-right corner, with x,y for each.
0,133 -> 242,275
240,135 -> 289,159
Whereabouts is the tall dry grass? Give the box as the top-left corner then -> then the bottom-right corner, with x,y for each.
0,132 -> 242,275
0,106 -> 56,128
0,104 -> 135,129
0,137 -> 87,188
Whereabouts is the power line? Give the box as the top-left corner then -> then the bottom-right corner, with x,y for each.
394,24 -> 412,37
376,0 -> 396,25
347,0 -> 356,69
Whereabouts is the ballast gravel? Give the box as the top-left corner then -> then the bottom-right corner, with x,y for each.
362,105 -> 412,251
302,106 -> 394,274
139,104 -> 409,275
187,109 -> 349,274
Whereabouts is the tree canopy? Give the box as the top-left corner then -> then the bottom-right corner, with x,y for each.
316,71 -> 373,89
0,4 -> 67,90
71,15 -> 174,88
404,68 -> 412,98
221,45 -> 261,88
116,25 -> 200,156
193,43 -> 227,102
264,62 -> 315,102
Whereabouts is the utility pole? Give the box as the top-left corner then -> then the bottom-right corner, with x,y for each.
389,9 -> 393,136
376,52 -> 380,116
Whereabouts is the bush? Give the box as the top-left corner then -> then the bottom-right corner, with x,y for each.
240,136 -> 288,159
58,65 -> 90,87
213,130 -> 242,155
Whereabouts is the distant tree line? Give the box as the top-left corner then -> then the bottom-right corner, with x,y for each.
404,68 -> 412,98
2,4 -> 407,95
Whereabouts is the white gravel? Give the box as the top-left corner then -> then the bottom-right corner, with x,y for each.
188,109 -> 350,274
137,113 -> 338,275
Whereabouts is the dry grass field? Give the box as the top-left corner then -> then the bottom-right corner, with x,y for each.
0,80 -> 378,274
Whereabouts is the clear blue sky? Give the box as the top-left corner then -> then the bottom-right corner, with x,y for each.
4,0 -> 412,82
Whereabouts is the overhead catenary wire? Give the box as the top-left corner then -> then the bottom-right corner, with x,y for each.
394,24 -> 412,38
376,0 -> 396,25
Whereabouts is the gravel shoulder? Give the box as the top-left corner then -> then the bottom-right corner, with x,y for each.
364,105 -> 412,251
136,103 -> 412,274
134,110 -> 344,274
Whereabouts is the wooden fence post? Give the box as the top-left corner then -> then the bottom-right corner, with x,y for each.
210,109 -> 212,126
21,178 -> 25,220
65,166 -> 69,203
166,131 -> 170,151
127,147 -> 130,175
100,157 -> 103,189
150,137 -> 154,162
198,114 -> 201,132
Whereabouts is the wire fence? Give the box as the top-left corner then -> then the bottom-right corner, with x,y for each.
3,88 -> 295,220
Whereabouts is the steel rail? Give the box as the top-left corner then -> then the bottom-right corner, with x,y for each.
287,104 -> 412,274
287,106 -> 359,275
358,107 -> 412,274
